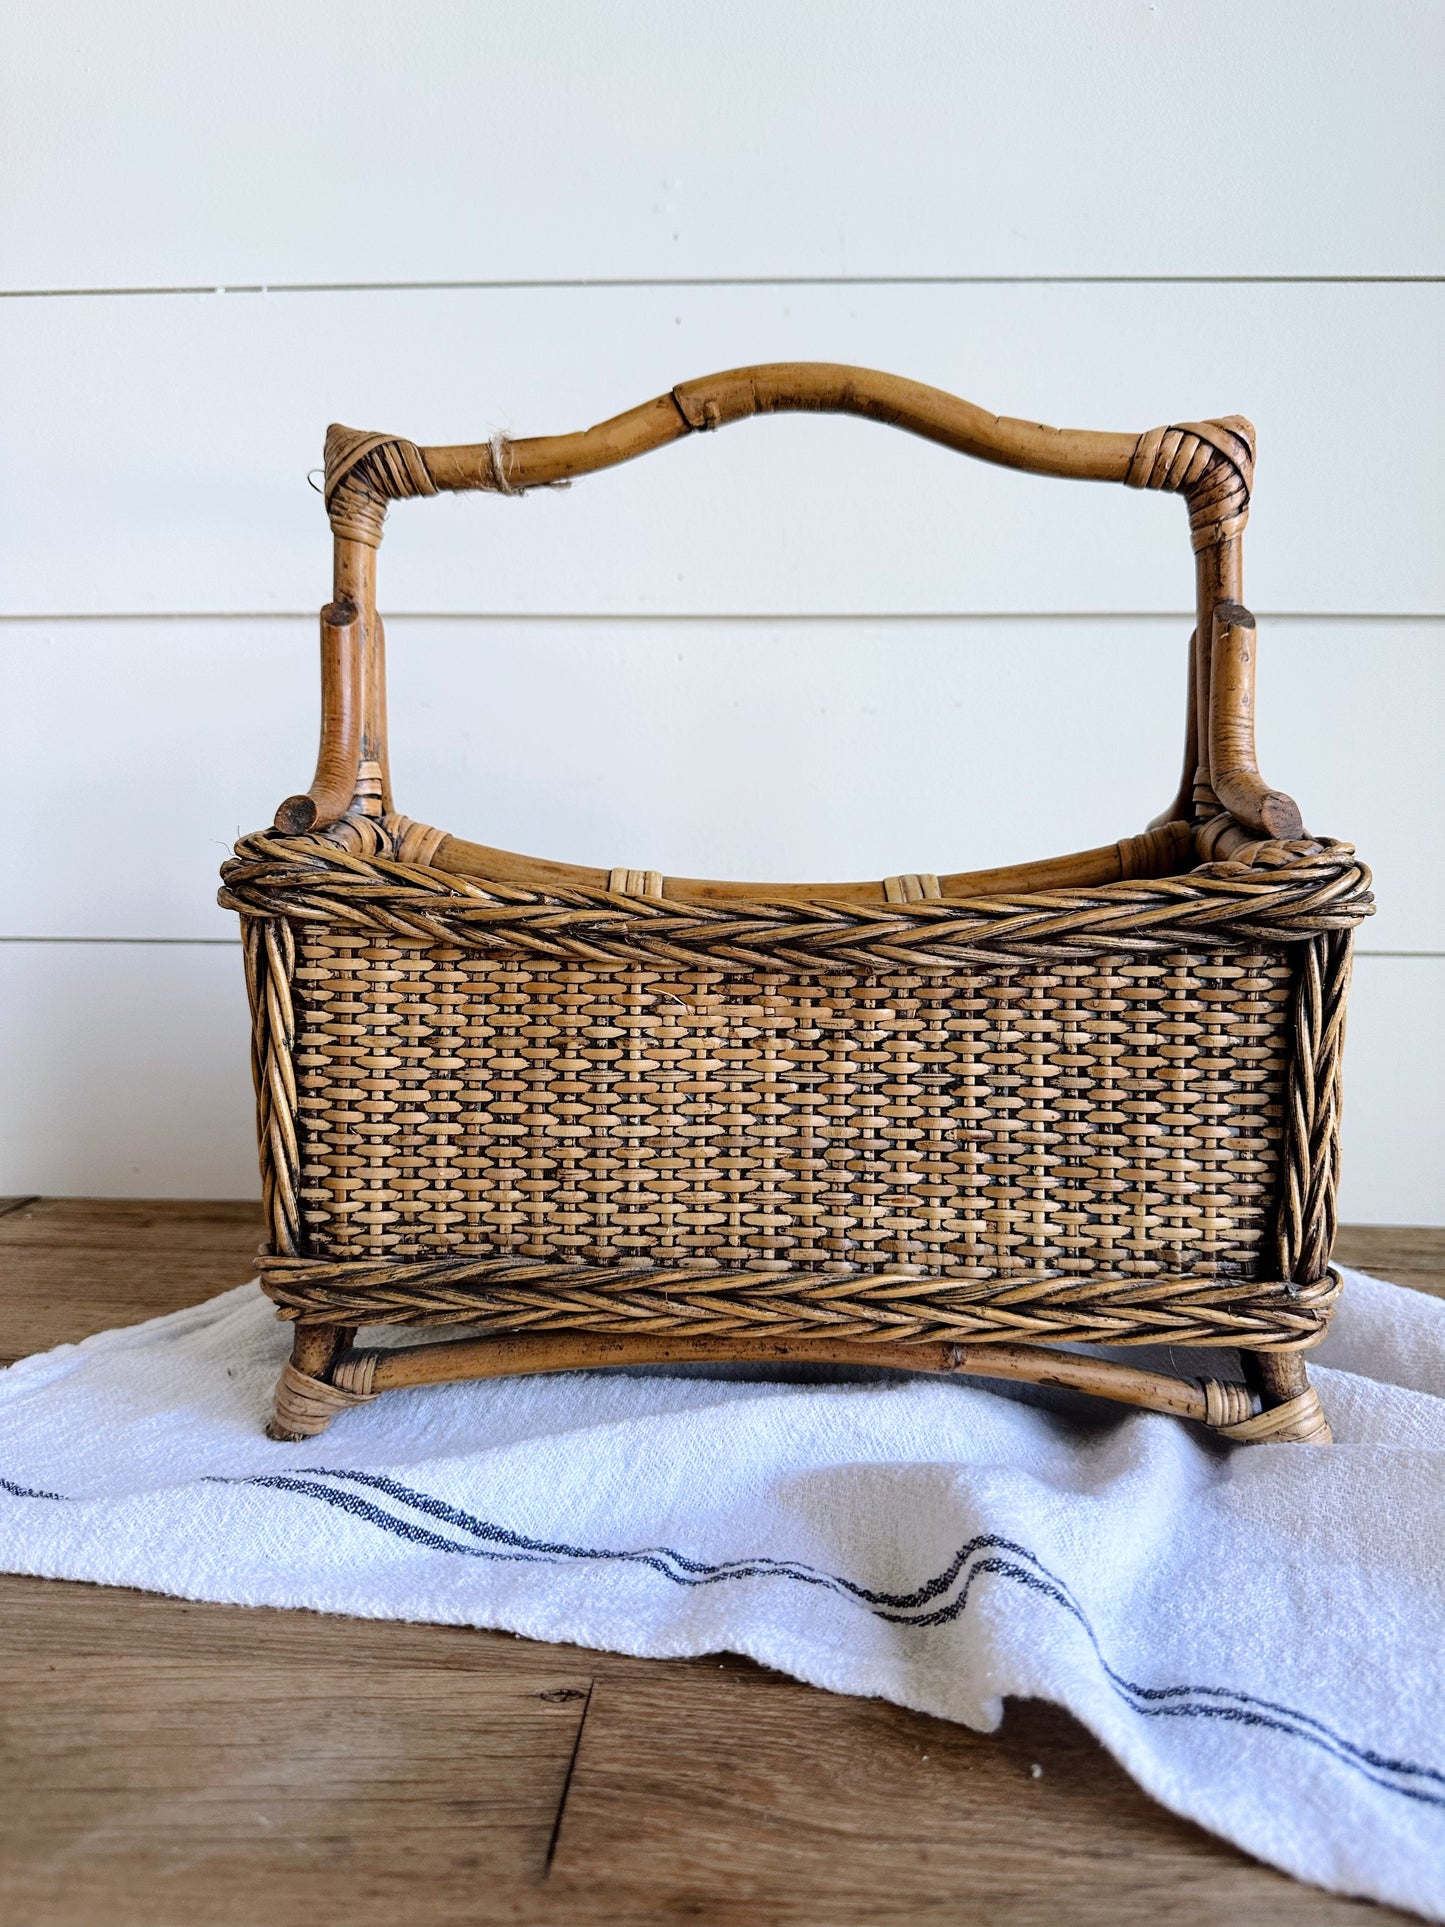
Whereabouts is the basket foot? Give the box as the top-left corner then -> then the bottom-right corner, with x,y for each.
266,1323 -> 362,1440
1232,1350 -> 1332,1444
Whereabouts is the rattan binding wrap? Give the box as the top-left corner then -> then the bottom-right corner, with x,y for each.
269,1359 -> 377,1439
226,363 -> 1374,1442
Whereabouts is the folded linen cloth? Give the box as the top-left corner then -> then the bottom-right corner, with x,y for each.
2,1265 -> 1443,1919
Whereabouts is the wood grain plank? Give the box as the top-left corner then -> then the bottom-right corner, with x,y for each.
0,1649 -> 594,1925
0,1576 -> 1408,1927
546,1674 -> 1410,1923
0,1249 -> 260,1367
6,3 -> 1439,287
0,1569 -> 744,1679
1334,1225 -> 1445,1301
3,283 -> 1439,618
0,1198 -> 263,1366
0,1196 -> 264,1248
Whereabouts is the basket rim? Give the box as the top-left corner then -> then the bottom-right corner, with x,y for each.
219,819 -> 1372,973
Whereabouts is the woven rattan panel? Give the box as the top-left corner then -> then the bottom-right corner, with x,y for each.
288,930 -> 1293,1280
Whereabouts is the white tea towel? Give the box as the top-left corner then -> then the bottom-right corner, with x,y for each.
2,1267 -> 1443,1919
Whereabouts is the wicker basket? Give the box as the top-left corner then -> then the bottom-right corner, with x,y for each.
219,364 -> 1372,1443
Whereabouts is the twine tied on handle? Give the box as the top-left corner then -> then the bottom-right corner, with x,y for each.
324,424 -> 567,543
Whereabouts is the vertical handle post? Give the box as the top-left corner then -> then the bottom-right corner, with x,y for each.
1208,602 -> 1305,840
273,599 -> 364,833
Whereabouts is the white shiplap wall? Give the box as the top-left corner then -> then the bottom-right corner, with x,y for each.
2,2 -> 1441,1218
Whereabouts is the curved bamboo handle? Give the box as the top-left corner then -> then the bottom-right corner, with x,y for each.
303,363 -> 1274,851
321,362 -> 1254,556
455,365 -> 1140,489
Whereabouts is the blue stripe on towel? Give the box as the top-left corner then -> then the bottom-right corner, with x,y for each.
6,1459 -> 1443,1810
0,1474 -> 67,1500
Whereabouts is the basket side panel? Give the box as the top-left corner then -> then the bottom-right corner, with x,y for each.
284,932 -> 1293,1280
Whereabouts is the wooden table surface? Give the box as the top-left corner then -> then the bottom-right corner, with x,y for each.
0,1199 -> 1435,1926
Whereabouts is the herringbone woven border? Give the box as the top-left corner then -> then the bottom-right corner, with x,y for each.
220,830 -> 1371,974
255,1251 -> 1342,1349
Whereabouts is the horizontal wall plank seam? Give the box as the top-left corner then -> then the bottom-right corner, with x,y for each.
0,937 -> 244,948
4,276 -> 1443,300
6,612 -> 1443,627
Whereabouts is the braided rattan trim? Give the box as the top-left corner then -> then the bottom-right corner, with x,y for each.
244,915 -> 300,1258
1274,929 -> 1353,1288
220,830 -> 1372,973
256,1255 -> 1340,1349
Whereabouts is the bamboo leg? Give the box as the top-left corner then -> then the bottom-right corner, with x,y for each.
266,1322 -> 358,1442
1235,1349 -> 1332,1444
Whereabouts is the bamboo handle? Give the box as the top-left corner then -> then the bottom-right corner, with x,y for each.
273,599 -> 363,833
321,362 -> 1254,556
309,363 -> 1265,853
1208,602 -> 1305,840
